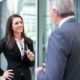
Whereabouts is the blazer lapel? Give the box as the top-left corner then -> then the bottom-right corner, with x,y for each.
13,37 -> 31,60
23,37 -> 30,59
13,41 -> 22,60
23,39 -> 28,59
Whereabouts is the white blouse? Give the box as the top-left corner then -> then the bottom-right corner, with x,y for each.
0,76 -> 5,80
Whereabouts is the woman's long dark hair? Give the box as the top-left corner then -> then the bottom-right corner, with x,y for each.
5,14 -> 26,49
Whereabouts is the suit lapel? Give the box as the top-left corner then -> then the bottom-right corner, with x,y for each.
13,40 -> 22,60
23,37 -> 31,59
23,38 -> 28,59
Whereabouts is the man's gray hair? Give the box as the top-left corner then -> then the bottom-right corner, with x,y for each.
50,0 -> 74,17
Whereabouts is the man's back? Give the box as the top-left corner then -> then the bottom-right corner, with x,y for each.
45,18 -> 80,80
60,19 -> 80,80
37,0 -> 80,80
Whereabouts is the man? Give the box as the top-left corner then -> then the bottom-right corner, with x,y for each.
37,0 -> 80,80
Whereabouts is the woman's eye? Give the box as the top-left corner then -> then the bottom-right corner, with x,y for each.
20,21 -> 23,24
14,21 -> 19,25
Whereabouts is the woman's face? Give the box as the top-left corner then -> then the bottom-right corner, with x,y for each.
12,17 -> 24,34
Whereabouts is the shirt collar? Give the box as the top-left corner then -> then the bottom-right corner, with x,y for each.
59,16 -> 75,28
15,38 -> 24,42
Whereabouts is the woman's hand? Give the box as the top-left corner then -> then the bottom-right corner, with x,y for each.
26,49 -> 35,61
2,69 -> 14,80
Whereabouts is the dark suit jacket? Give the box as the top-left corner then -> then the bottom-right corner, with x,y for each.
38,18 -> 80,80
0,37 -> 34,80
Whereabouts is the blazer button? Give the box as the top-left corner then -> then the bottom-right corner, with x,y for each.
21,73 -> 23,76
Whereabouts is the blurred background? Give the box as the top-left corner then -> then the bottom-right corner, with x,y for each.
0,0 -> 80,80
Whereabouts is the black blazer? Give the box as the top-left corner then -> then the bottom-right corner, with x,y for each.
0,37 -> 34,80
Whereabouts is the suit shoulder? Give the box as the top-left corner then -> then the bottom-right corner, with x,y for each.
0,37 -> 6,50
0,37 -> 6,43
24,37 -> 33,44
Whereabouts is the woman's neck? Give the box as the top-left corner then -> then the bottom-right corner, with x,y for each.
14,33 -> 22,40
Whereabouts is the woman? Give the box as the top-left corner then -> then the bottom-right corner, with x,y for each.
0,14 -> 35,80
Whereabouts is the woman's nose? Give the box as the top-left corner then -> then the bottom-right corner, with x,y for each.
18,22 -> 23,26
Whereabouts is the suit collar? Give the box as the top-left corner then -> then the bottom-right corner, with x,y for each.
59,16 -> 75,28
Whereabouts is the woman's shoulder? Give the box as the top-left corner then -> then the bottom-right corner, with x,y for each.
24,37 -> 33,44
0,37 -> 6,43
0,37 -> 7,47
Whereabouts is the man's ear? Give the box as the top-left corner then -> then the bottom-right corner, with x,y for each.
53,9 -> 59,17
